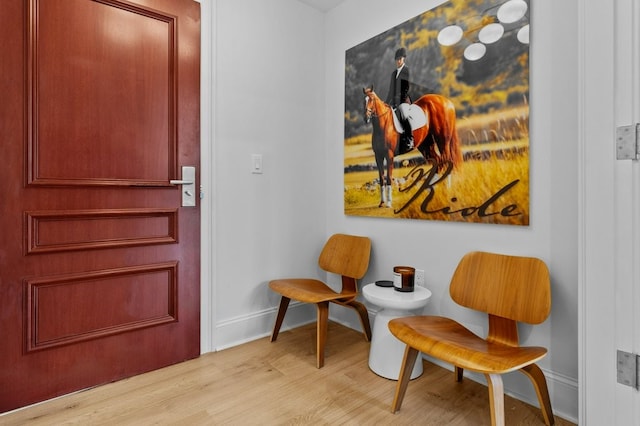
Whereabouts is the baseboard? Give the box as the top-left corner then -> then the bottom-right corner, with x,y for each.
214,299 -> 373,351
214,301 -> 316,351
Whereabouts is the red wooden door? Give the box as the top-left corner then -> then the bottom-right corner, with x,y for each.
0,0 -> 201,412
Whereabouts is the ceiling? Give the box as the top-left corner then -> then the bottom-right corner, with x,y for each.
297,0 -> 345,13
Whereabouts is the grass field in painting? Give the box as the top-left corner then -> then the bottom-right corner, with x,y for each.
344,106 -> 529,226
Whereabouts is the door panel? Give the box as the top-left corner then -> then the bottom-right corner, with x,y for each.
25,262 -> 178,352
0,0 -> 201,412
29,0 -> 176,185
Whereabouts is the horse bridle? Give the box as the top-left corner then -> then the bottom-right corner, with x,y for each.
364,94 -> 391,122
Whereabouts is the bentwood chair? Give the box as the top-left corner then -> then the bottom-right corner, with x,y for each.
268,233 -> 372,368
389,251 -> 554,426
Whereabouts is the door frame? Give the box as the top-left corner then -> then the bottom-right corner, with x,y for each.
613,0 -> 640,422
199,0 -> 216,354
579,0 -> 640,424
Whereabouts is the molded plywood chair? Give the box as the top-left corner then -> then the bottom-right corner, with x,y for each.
389,251 -> 554,426
269,234 -> 372,368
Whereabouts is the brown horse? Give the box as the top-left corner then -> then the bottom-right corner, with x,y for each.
363,87 -> 463,207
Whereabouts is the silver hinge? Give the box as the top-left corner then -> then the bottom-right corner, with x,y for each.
616,124 -> 640,160
616,349 -> 639,389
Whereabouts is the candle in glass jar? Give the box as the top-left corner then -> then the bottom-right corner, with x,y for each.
393,266 -> 415,292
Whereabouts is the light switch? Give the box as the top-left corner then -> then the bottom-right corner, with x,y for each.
251,154 -> 263,174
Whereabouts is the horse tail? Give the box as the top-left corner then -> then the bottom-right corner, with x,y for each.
449,126 -> 463,170
440,97 -> 463,171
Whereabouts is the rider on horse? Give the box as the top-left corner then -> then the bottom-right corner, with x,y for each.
386,47 -> 413,154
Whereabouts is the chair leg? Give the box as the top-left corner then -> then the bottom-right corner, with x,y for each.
521,364 -> 555,426
316,301 -> 329,368
391,346 -> 420,413
455,366 -> 464,382
270,296 -> 290,342
485,373 -> 505,426
345,300 -> 372,341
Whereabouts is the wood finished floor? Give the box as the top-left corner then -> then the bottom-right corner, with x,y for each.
1,322 -> 576,425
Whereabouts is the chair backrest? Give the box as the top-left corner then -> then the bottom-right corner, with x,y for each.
449,251 -> 551,324
318,234 -> 371,279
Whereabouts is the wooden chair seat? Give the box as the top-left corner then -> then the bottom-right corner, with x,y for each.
268,234 -> 371,368
389,316 -> 548,374
388,251 -> 554,426
269,279 -> 357,304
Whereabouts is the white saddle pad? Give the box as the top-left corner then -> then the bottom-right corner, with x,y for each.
392,104 -> 428,134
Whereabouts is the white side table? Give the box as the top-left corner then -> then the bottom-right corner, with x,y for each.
362,283 -> 432,380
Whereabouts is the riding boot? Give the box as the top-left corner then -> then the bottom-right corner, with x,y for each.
403,120 -> 414,152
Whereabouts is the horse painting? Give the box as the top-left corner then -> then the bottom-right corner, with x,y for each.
363,86 -> 463,208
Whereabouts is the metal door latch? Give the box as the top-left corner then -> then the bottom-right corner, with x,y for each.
170,166 -> 196,207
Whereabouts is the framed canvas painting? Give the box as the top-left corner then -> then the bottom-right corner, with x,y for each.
344,0 -> 530,226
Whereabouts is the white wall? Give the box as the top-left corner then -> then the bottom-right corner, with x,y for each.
211,0 -> 327,347
324,0 -> 578,420
207,0 -> 578,422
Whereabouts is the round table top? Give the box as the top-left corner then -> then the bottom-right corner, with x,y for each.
362,283 -> 432,311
